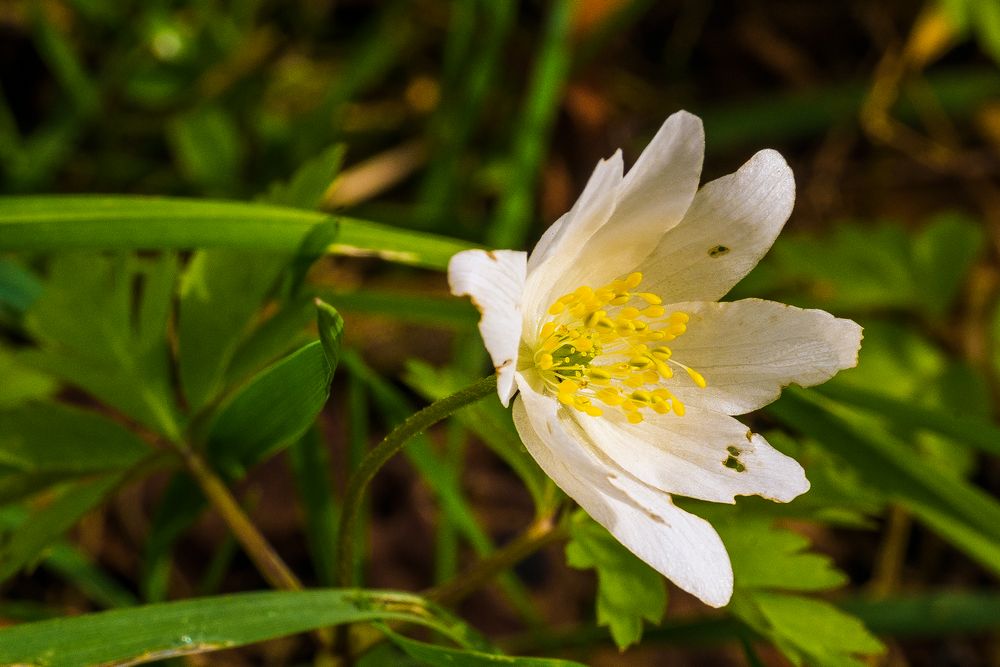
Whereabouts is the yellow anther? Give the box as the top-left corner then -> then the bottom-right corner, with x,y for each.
624,272 -> 643,289
627,411 -> 644,424
667,323 -> 687,335
537,353 -> 554,370
548,301 -> 566,315
619,306 -> 641,320
643,305 -> 666,318
672,399 -> 686,416
540,321 -> 557,339
631,390 -> 653,404
654,361 -> 673,378
587,367 -> 612,383
609,294 -> 630,305
637,292 -> 662,305
574,285 -> 594,299
628,357 -> 652,370
558,380 -> 579,394
651,399 -> 671,414
651,346 -> 673,361
596,388 -> 624,405
669,312 -> 690,324
557,393 -> 575,406
585,310 -> 607,328
584,405 -> 603,417
684,367 -> 707,388
624,374 -> 646,388
642,370 -> 659,384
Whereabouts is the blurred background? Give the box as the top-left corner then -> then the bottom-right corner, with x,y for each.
2,0 -> 1000,665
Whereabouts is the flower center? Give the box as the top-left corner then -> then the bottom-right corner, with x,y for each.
532,272 -> 706,424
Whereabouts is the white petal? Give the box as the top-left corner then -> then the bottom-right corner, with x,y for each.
640,149 -> 795,303
577,406 -> 809,504
667,299 -> 863,415
513,374 -> 733,607
447,249 -> 526,406
557,111 -> 704,291
524,151 -> 623,324
527,150 -> 623,274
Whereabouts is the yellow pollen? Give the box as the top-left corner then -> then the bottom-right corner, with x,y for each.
531,273 -> 707,421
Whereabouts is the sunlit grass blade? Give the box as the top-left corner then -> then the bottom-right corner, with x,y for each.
768,389 -> 1000,575
816,383 -> 1000,457
0,196 -> 473,270
0,589 -> 490,667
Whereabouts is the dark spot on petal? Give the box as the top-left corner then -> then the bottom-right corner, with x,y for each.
708,245 -> 730,258
495,359 -> 512,372
486,250 -> 498,261
746,430 -> 754,442
724,445 -> 746,472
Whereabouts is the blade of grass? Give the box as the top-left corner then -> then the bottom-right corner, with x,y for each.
817,383 -> 1000,457
0,196 -> 474,270
288,425 -> 339,587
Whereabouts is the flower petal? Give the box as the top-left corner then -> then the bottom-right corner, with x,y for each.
527,150 -> 624,274
448,249 -> 526,405
667,299 -> 863,415
524,151 -> 623,324
640,149 -> 795,303
513,374 -> 733,607
557,111 -> 704,291
577,406 -> 809,504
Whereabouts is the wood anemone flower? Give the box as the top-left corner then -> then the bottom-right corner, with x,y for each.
448,111 -> 862,607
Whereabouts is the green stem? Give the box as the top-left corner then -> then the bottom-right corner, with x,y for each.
423,514 -> 565,606
177,444 -> 303,592
335,374 -> 497,588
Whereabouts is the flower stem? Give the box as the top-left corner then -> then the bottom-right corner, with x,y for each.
335,374 -> 497,588
423,513 -> 565,605
177,444 -> 303,592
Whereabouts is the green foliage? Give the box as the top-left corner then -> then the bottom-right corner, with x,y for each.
735,214 -> 984,318
381,626 -> 586,666
168,106 -> 245,193
565,511 -> 667,651
719,519 -> 884,666
0,401 -> 150,504
0,590 -> 497,667
0,197 -> 475,269
20,253 -> 180,437
939,0 -> 1000,66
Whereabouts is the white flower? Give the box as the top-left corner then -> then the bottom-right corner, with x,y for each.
448,111 -> 862,607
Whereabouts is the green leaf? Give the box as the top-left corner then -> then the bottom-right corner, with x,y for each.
0,589 -> 490,667
717,520 -> 846,592
22,253 -> 180,437
565,511 -> 666,650
167,106 -> 244,192
0,474 -> 121,583
205,341 -> 333,474
177,248 -> 288,412
0,257 -> 41,317
0,348 -> 55,410
0,401 -> 150,503
0,196 -> 475,270
768,389 -> 1000,576
911,213 -> 984,318
382,626 -> 586,666
262,144 -> 345,209
740,592 -> 885,667
315,298 -> 345,369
